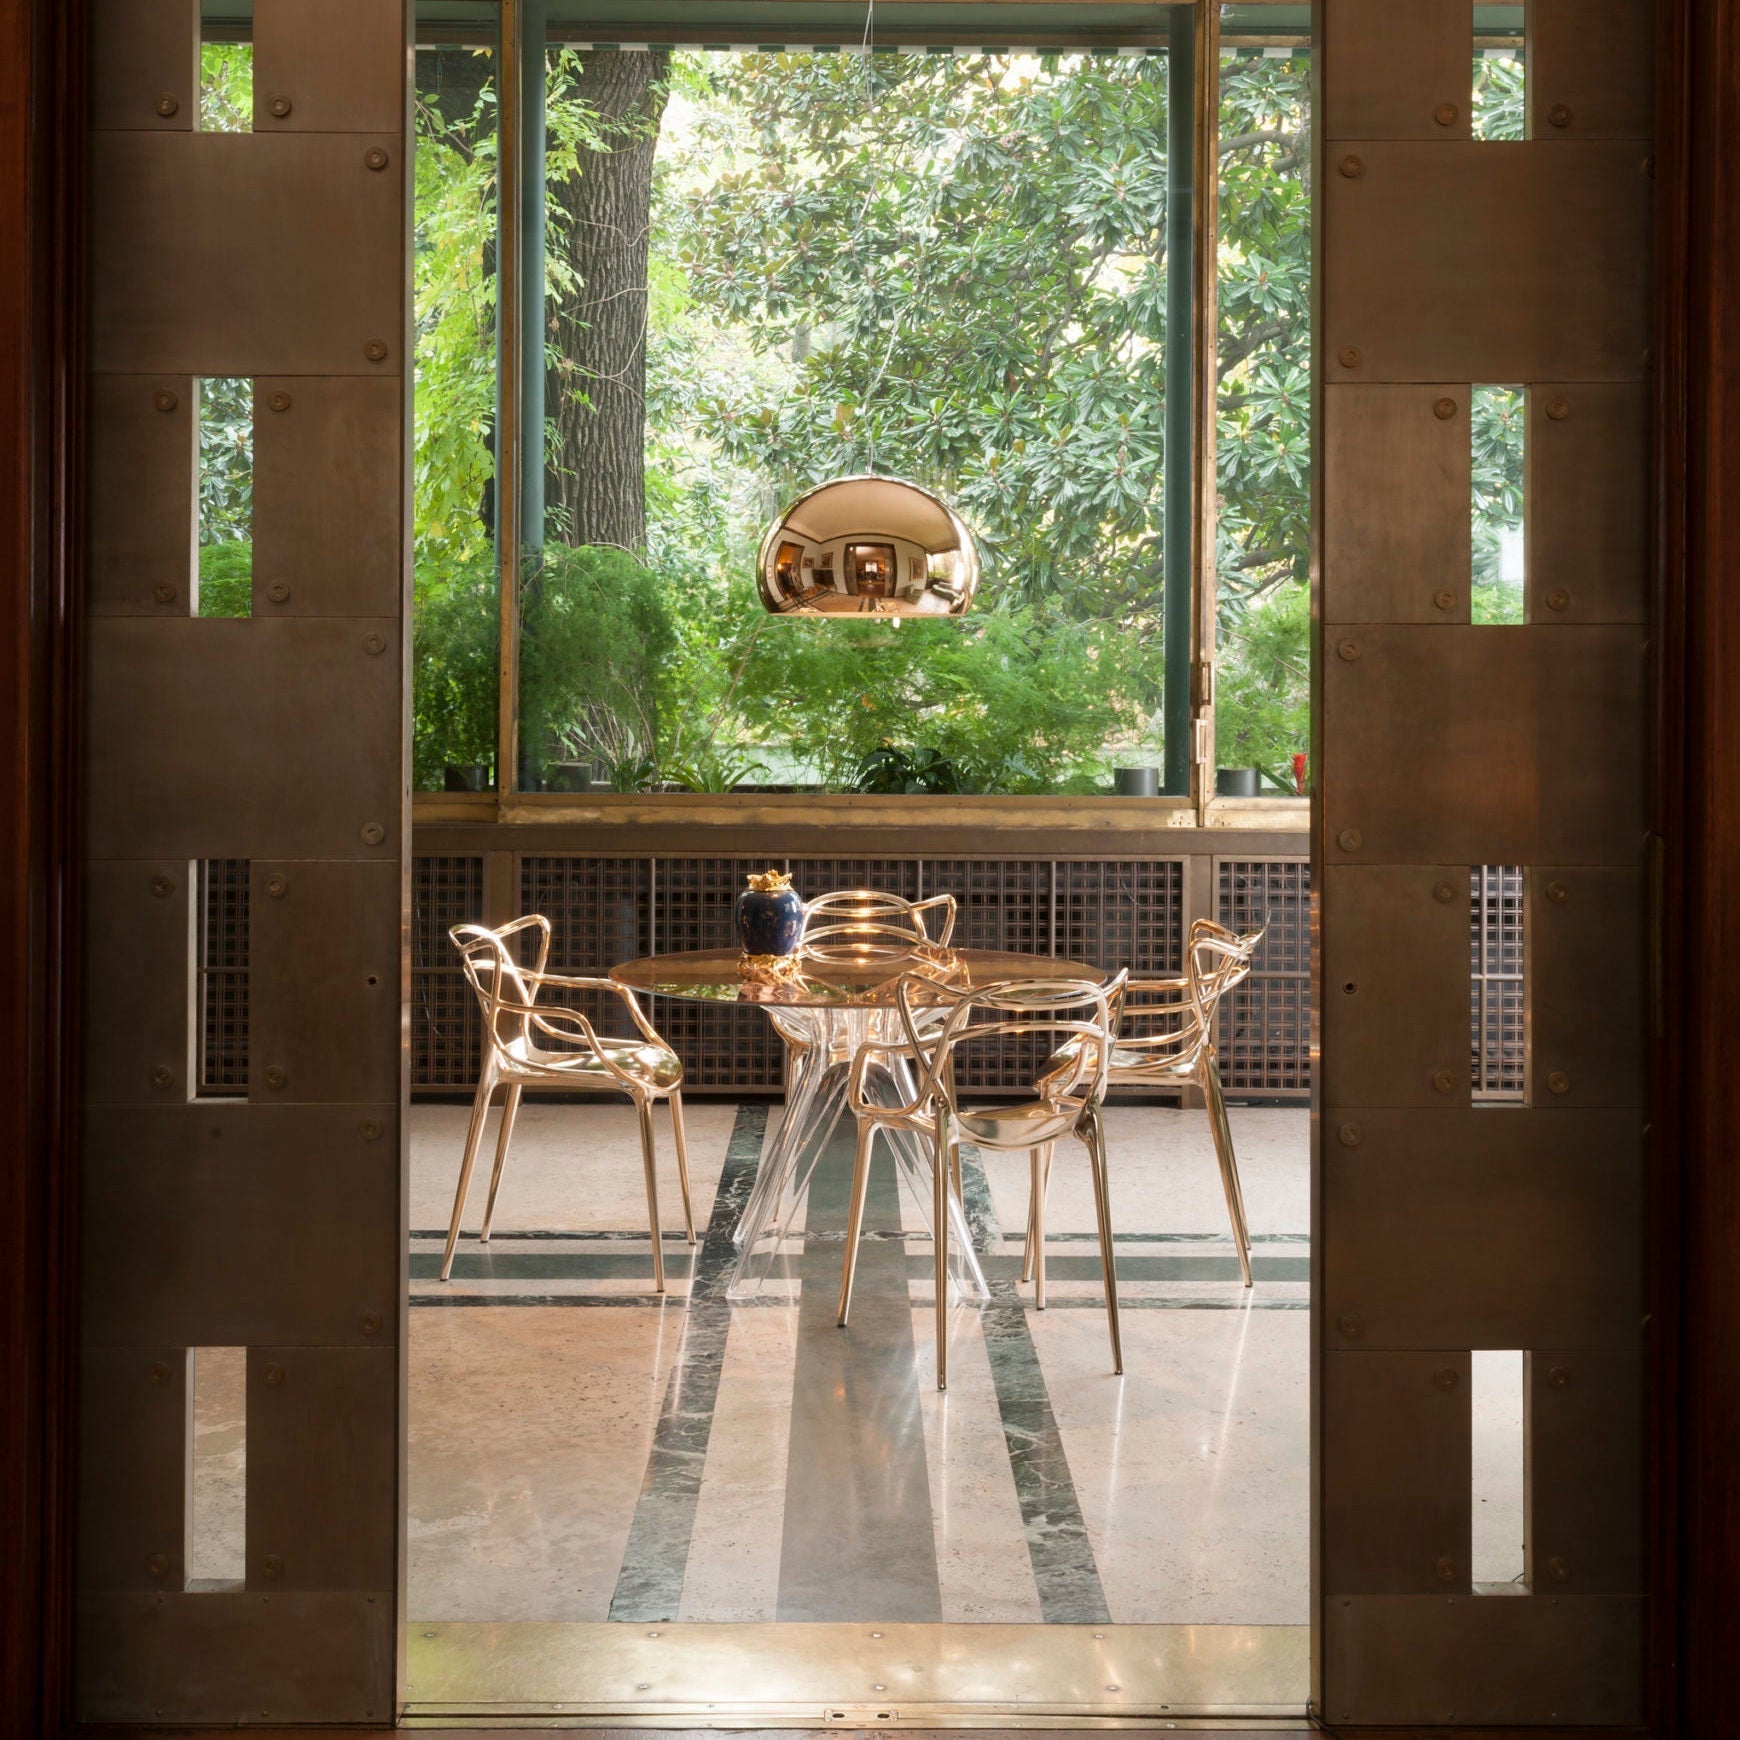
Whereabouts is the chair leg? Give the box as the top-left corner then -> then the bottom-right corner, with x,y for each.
1031,1145 -> 1049,1309
636,1096 -> 666,1294
669,1090 -> 697,1245
1202,1058 -> 1253,1287
837,1119 -> 876,1327
1084,1108 -> 1123,1375
950,1139 -> 964,1209
440,1068 -> 496,1282
934,1113 -> 951,1391
479,1084 -> 523,1243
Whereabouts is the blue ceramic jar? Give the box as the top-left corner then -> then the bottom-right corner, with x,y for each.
735,869 -> 804,956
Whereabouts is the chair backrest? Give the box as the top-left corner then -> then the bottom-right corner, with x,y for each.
449,915 -> 553,1058
1186,918 -> 1263,1025
800,888 -> 958,960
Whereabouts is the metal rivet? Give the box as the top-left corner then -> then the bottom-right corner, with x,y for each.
1548,1366 -> 1571,1389
150,874 -> 174,897
1338,345 -> 1362,369
1547,588 -> 1570,612
264,1361 -> 285,1386
1338,1122 -> 1362,1147
364,339 -> 389,362
365,147 -> 390,170
1337,1313 -> 1364,1338
360,1118 -> 384,1141
360,1311 -> 382,1336
267,582 -> 291,604
361,822 -> 386,846
149,1361 -> 171,1384
264,1065 -> 287,1090
1338,154 -> 1364,178
1546,397 -> 1570,421
268,390 -> 292,413
147,1553 -> 169,1578
152,583 -> 176,604
1548,102 -> 1571,128
1336,638 -> 1360,662
1341,981 -> 1357,996
1549,1555 -> 1569,1581
269,95 -> 292,118
1547,881 -> 1569,904
1433,1367 -> 1459,1389
363,632 -> 387,655
150,1064 -> 173,1089
1547,1070 -> 1571,1095
1432,1069 -> 1455,1095
1336,829 -> 1363,852
1433,396 -> 1456,420
1434,880 -> 1457,903
1434,101 -> 1458,126
152,389 -> 178,413
262,1553 -> 284,1578
1436,1557 -> 1457,1583
155,93 -> 179,118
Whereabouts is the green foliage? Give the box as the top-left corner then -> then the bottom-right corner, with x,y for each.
1471,51 -> 1526,142
197,540 -> 253,619
199,44 -> 253,133
198,376 -> 254,548
1471,383 -> 1526,624
1213,585 -> 1309,788
412,555 -> 498,790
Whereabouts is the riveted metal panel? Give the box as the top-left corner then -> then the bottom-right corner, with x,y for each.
77,1347 -> 189,1592
1323,1352 -> 1471,1595
249,861 -> 400,1103
90,0 -> 198,133
87,374 -> 195,615
1323,385 -> 1470,624
254,0 -> 405,135
1529,382 -> 1649,624
1322,625 -> 1648,866
1530,0 -> 1654,140
1320,0 -> 1469,140
85,618 -> 401,861
1321,865 -> 1469,1108
88,133 -> 402,378
82,1106 -> 398,1348
75,1592 -> 396,1724
82,858 -> 192,1105
246,1347 -> 397,1593
1528,1349 -> 1644,1595
1322,144 -> 1651,383
1323,1109 -> 1644,1350
253,376 -> 403,618
1530,868 -> 1646,1108
1322,1595 -> 1645,1726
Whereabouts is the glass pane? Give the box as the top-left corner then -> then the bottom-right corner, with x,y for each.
197,377 -> 253,617
520,41 -> 1177,795
413,22 -> 501,793
200,3 -> 254,133
1471,5 -> 1525,142
1471,384 -> 1526,624
1214,18 -> 1312,796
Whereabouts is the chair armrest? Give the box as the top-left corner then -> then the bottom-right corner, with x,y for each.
528,970 -> 668,1047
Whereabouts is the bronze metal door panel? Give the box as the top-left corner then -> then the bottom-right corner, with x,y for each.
1529,382 -> 1650,624
1320,0 -> 1470,141
1322,1110 -> 1644,1351
253,376 -> 403,618
1320,865 -> 1470,1108
253,0 -> 405,135
89,0 -> 197,132
1529,0 -> 1654,141
246,1346 -> 397,1593
81,1106 -> 399,1348
1322,1351 -> 1471,1594
85,617 -> 401,861
248,861 -> 400,1104
1322,625 -> 1648,866
76,1347 -> 190,1593
86,374 -> 195,615
74,1591 -> 396,1724
1529,867 -> 1647,1108
1322,143 -> 1651,383
88,132 -> 402,378
1322,1595 -> 1646,1726
1323,385 -> 1471,623
1528,1348 -> 1644,1595
81,858 -> 192,1105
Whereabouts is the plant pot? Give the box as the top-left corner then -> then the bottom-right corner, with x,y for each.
443,763 -> 490,793
734,871 -> 804,956
1113,765 -> 1160,797
1215,766 -> 1261,798
545,761 -> 597,793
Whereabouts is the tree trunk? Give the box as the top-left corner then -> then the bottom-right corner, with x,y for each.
546,50 -> 670,552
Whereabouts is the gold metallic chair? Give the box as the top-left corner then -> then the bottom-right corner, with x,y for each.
838,969 -> 1128,1389
798,888 -> 958,960
1039,918 -> 1263,1288
441,915 -> 695,1290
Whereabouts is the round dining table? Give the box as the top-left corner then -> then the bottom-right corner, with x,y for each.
610,945 -> 1108,1299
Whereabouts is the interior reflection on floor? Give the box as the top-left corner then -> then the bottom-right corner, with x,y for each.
406,1099 -> 1312,1628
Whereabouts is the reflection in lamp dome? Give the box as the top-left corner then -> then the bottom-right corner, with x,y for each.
755,475 -> 980,618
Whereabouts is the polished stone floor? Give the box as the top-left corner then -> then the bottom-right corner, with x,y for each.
406,1097 -> 1315,1628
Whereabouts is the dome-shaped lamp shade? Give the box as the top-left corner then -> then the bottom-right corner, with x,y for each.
756,476 -> 980,617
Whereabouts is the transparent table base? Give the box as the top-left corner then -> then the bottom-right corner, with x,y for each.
726,1006 -> 990,1304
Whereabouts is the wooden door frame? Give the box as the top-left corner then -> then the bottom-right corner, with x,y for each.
2,0 -> 1736,1734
